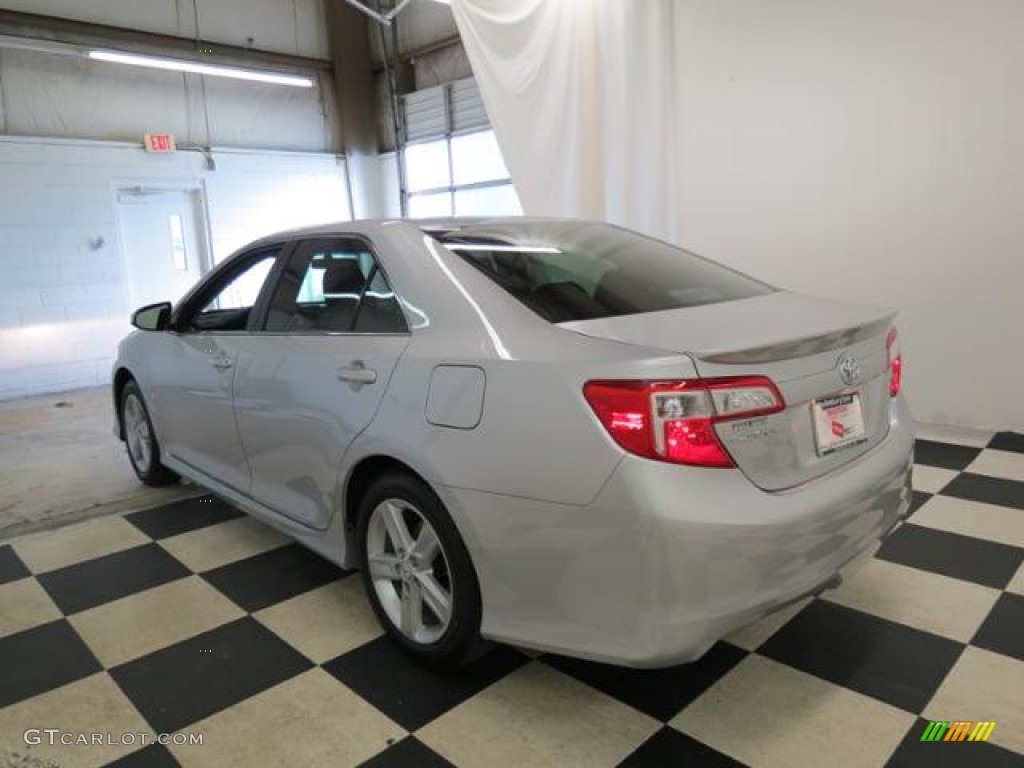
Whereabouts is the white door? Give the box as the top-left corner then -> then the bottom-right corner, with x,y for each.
117,188 -> 207,310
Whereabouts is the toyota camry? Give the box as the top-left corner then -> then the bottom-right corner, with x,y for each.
113,218 -> 913,668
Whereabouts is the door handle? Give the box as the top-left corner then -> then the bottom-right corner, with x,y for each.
210,356 -> 233,370
338,362 -> 377,385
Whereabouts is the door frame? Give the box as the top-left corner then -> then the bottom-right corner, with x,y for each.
112,178 -> 215,312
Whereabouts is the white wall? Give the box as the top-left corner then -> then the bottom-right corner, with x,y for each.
376,152 -> 402,218
204,150 -> 351,261
672,0 -> 1024,431
0,136 -> 349,400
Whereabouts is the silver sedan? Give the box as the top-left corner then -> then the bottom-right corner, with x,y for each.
113,218 -> 914,668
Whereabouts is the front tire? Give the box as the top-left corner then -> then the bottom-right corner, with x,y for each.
121,380 -> 179,487
357,471 -> 483,668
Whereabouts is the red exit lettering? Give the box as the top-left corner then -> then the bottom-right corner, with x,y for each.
144,133 -> 176,153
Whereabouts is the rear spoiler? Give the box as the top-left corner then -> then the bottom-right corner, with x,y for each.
696,316 -> 894,364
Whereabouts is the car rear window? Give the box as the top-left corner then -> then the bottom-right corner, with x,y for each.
432,221 -> 774,323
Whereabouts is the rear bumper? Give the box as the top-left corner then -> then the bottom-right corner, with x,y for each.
443,397 -> 914,667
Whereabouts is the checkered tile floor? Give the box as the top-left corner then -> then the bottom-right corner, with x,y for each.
1,434 -> 1022,768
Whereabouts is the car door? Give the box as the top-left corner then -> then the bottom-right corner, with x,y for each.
148,246 -> 283,494
232,236 -> 411,529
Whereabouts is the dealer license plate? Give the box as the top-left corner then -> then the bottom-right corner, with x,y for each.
812,392 -> 867,456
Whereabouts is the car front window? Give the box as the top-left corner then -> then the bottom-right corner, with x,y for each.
185,249 -> 280,332
203,257 -> 276,313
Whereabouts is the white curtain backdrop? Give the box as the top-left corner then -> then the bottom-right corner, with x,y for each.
451,0 -> 686,243
451,0 -> 1024,432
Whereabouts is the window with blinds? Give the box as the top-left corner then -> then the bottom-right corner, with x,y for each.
400,78 -> 522,218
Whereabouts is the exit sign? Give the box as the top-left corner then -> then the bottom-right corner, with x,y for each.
144,133 -> 176,153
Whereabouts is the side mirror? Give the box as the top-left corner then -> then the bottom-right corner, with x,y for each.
131,302 -> 172,331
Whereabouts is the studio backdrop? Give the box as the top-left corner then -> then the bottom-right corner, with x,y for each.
451,0 -> 1024,432
451,0 -> 686,243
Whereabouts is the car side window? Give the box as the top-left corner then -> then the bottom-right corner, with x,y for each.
187,250 -> 279,332
262,238 -> 407,334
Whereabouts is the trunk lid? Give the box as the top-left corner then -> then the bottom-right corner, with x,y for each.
562,291 -> 896,490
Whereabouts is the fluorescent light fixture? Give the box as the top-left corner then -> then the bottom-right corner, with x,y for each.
88,50 -> 314,88
445,244 -> 561,253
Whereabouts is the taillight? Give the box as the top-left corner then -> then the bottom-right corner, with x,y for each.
583,376 -> 785,468
886,327 -> 902,397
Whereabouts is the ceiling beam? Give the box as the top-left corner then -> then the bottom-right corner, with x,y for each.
371,33 -> 462,79
402,34 -> 461,62
0,9 -> 331,74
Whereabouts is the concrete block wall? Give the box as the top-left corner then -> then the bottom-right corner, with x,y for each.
204,152 -> 351,262
0,136 -> 349,401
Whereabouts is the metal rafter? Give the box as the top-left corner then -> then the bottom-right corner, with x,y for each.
0,9 -> 330,73
342,0 -> 415,26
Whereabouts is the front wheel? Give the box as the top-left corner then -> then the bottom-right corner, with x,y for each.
357,472 -> 484,668
121,380 -> 179,487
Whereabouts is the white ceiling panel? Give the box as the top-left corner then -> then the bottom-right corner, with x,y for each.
196,0 -> 328,59
1,1 -> 183,39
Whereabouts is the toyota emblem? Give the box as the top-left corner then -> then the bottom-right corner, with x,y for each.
838,353 -> 861,386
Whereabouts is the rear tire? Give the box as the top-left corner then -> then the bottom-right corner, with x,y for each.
357,471 -> 484,668
120,380 -> 179,487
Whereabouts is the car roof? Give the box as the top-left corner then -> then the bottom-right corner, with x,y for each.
240,216 -> 592,250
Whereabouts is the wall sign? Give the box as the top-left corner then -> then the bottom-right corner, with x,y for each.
144,133 -> 176,153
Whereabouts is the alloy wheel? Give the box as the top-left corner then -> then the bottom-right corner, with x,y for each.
366,498 -> 454,645
123,393 -> 153,473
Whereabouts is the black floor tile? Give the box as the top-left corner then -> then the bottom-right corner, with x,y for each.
110,616 -> 312,734
877,523 -> 1023,589
914,440 -> 981,471
988,432 -> 1024,454
125,495 -> 243,540
971,593 -> 1024,662
323,636 -> 529,731
618,726 -> 746,767
201,543 -> 348,612
357,737 -> 455,768
544,641 -> 748,722
940,473 -> 1024,511
0,543 -> 30,584
759,600 -> 964,713
37,543 -> 190,615
908,490 -> 932,516
886,717 -> 1021,767
0,619 -> 102,707
106,743 -> 181,767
